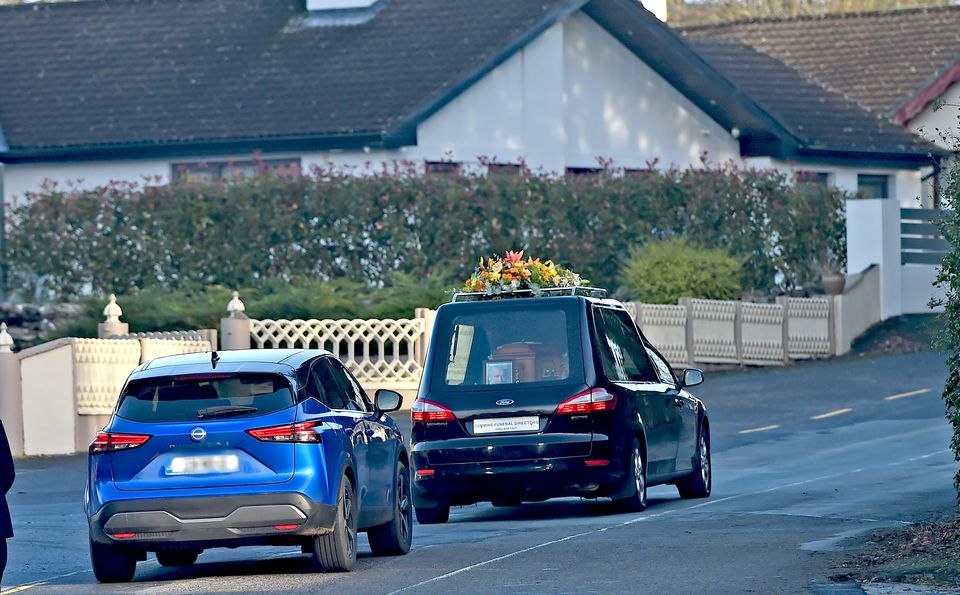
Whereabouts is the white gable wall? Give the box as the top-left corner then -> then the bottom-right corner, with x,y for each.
562,13 -> 739,170
416,12 -> 740,173
907,82 -> 960,151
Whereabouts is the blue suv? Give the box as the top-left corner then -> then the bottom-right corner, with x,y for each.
86,349 -> 411,582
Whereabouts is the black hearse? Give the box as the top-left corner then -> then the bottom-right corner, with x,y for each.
410,287 -> 711,524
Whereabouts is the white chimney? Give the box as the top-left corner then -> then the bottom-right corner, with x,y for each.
307,0 -> 378,10
641,0 -> 667,21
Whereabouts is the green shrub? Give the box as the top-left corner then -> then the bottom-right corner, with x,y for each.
621,239 -> 742,304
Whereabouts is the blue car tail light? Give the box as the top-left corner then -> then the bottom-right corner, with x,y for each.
247,421 -> 321,443
89,432 -> 151,454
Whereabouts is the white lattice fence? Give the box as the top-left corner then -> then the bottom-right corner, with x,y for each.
740,303 -> 784,365
74,338 -> 141,415
250,318 -> 426,385
785,297 -> 832,359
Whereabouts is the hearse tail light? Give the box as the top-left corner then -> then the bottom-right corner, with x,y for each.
89,432 -> 152,454
247,421 -> 321,443
411,399 -> 456,422
556,388 -> 617,415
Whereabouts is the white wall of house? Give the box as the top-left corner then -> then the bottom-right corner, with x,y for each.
418,14 -> 740,172
3,159 -> 169,206
743,157 -> 924,208
908,82 -> 960,151
562,14 -> 739,170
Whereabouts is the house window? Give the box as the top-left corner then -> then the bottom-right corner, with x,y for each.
857,174 -> 889,198
172,158 -> 301,182
487,163 -> 520,176
796,171 -> 829,185
565,167 -> 602,177
425,161 -> 460,175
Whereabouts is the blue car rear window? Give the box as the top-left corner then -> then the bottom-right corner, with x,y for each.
116,373 -> 294,422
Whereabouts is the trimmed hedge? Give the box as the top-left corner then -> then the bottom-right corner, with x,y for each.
622,239 -> 742,304
6,162 -> 846,299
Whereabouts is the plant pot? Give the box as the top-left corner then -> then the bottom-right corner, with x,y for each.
821,273 -> 845,295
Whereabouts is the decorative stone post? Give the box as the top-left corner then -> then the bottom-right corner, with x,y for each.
220,291 -> 252,350
0,323 -> 24,455
97,294 -> 129,338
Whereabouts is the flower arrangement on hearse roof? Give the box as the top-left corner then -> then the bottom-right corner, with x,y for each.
462,250 -> 588,295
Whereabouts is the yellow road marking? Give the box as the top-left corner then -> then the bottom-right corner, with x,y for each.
739,424 -> 780,434
885,388 -> 932,401
1,585 -> 41,594
811,408 -> 852,420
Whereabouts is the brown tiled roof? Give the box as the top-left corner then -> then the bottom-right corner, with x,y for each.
688,37 -> 938,157
681,5 -> 960,116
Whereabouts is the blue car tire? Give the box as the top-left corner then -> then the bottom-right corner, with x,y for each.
310,475 -> 357,572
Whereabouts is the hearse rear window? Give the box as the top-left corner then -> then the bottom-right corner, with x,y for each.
117,373 -> 294,422
433,302 -> 584,390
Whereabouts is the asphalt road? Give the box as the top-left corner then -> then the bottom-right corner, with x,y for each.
3,350 -> 958,594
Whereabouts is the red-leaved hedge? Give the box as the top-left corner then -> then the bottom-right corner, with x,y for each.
6,161 -> 845,299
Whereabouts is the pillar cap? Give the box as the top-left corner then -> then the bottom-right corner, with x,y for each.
227,291 -> 246,319
103,294 -> 123,323
0,322 -> 13,353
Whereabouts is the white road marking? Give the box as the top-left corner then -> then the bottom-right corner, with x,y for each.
739,424 -> 780,434
388,449 -> 949,593
884,388 -> 932,401
810,408 -> 852,420
0,570 -> 87,595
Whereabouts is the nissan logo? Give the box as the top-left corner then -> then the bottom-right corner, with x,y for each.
495,399 -> 514,406
190,427 -> 207,442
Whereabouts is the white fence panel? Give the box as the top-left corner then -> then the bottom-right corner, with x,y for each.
740,303 -> 784,365
689,299 -> 738,364
785,297 -> 832,359
74,338 -> 141,415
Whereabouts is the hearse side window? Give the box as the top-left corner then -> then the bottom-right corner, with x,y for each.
594,308 -> 658,383
644,346 -> 675,385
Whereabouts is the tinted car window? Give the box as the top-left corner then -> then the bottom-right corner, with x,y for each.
117,373 -> 293,422
313,359 -> 352,410
593,308 -> 658,382
326,359 -> 368,412
645,346 -> 675,384
432,301 -> 584,391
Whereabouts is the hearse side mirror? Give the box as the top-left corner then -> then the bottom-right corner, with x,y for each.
374,389 -> 403,413
679,368 -> 704,389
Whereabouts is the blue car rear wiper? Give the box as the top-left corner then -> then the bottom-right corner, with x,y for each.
197,405 -> 258,419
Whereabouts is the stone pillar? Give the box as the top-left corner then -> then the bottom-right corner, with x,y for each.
414,308 -> 437,368
846,198 -> 902,320
97,294 -> 129,338
0,323 -> 24,456
220,291 -> 252,350
679,297 -> 694,366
